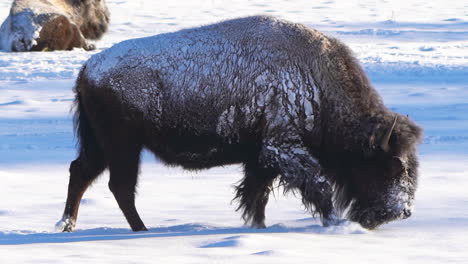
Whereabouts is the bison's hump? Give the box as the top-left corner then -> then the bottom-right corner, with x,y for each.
83,15 -> 313,83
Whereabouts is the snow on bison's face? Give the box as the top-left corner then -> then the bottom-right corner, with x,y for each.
343,152 -> 419,230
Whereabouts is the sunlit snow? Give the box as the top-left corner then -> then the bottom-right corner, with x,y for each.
0,0 -> 467,263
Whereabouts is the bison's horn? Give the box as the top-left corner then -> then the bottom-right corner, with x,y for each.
380,115 -> 397,152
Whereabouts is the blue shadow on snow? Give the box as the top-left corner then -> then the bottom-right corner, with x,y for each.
0,222 -> 361,245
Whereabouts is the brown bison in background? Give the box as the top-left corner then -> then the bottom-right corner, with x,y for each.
0,0 -> 109,51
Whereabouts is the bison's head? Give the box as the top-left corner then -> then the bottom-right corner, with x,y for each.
75,0 -> 110,40
331,114 -> 422,230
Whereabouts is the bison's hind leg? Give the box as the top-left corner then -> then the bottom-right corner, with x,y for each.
107,137 -> 147,232
56,154 -> 107,232
234,162 -> 278,228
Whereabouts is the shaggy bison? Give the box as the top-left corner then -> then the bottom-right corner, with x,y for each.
0,0 -> 109,51
56,16 -> 422,232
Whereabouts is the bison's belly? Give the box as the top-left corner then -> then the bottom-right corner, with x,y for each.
145,130 -> 249,170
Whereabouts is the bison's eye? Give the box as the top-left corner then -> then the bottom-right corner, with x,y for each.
370,143 -> 386,154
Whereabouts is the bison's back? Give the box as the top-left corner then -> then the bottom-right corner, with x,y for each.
83,16 -> 322,132
84,16 -> 300,82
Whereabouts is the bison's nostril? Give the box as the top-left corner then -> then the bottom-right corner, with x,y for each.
403,209 -> 412,218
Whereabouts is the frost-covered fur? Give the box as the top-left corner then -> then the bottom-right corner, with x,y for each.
0,0 -> 109,51
57,15 -> 422,232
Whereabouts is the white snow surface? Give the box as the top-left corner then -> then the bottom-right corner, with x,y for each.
0,0 -> 467,263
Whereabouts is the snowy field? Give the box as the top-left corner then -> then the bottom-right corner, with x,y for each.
0,0 -> 467,263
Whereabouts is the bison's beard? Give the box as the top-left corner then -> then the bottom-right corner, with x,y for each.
346,183 -> 415,230
330,152 -> 419,230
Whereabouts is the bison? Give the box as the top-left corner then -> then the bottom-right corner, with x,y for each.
0,0 -> 109,51
56,15 -> 422,232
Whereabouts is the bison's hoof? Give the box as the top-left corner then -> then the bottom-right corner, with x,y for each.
323,218 -> 347,227
322,212 -> 346,227
250,222 -> 267,229
134,226 -> 149,232
55,216 -> 76,232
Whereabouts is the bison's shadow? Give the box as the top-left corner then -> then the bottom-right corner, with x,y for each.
0,221 -> 365,245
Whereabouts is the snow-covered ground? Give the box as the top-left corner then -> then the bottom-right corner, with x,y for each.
0,0 -> 467,263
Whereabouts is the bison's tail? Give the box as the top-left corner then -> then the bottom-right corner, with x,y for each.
72,68 -> 105,167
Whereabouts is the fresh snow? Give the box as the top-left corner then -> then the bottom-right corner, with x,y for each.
0,0 -> 467,263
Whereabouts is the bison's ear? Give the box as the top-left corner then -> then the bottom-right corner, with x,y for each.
389,155 -> 405,169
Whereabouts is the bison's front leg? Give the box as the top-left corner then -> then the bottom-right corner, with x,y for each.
260,144 -> 339,227
234,162 -> 278,228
